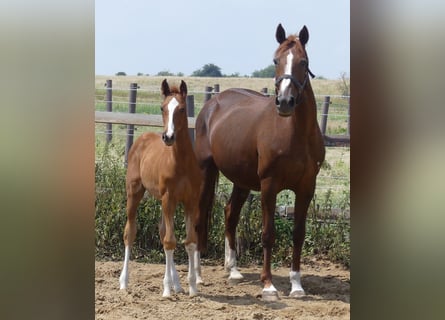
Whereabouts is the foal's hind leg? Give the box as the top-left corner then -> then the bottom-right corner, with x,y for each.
119,179 -> 145,289
183,200 -> 199,296
225,185 -> 250,282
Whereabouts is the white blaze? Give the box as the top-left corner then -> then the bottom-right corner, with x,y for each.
278,51 -> 294,96
166,97 -> 179,138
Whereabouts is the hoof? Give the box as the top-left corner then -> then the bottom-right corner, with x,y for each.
196,276 -> 204,285
262,290 -> 279,302
174,287 -> 185,294
189,288 -> 198,297
228,269 -> 244,284
289,289 -> 305,298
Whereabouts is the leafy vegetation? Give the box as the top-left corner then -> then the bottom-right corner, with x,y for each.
95,142 -> 350,268
252,64 -> 275,78
191,63 -> 223,77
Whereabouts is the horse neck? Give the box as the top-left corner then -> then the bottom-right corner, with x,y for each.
171,127 -> 194,159
292,82 -> 319,132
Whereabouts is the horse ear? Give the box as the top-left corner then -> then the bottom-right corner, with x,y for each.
299,25 -> 309,46
180,80 -> 187,98
161,79 -> 170,96
276,23 -> 286,44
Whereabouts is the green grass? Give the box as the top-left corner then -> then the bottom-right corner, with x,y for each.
95,76 -> 350,136
95,139 -> 350,268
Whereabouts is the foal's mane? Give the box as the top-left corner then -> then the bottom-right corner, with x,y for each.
169,86 -> 181,94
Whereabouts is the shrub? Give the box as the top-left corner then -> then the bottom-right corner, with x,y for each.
95,145 -> 350,268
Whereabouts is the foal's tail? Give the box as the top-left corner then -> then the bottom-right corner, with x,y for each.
197,162 -> 219,253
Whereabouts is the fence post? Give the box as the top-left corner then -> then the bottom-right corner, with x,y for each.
347,96 -> 350,136
186,95 -> 195,145
105,79 -> 113,143
125,83 -> 138,167
214,84 -> 220,95
204,86 -> 213,104
320,96 -> 330,136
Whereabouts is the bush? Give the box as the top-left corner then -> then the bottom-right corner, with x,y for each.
95,145 -> 350,268
251,64 -> 275,78
191,63 -> 223,77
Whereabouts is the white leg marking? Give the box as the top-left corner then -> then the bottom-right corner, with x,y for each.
119,245 -> 130,289
186,243 -> 198,296
289,270 -> 306,296
262,283 -> 279,301
224,237 -> 244,281
166,97 -> 179,138
163,249 -> 183,296
278,51 -> 294,96
194,250 -> 203,285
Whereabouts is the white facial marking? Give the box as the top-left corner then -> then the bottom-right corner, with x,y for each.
279,51 -> 294,96
166,97 -> 179,138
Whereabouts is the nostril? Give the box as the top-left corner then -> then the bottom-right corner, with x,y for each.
275,96 -> 280,105
162,132 -> 167,141
288,96 -> 295,107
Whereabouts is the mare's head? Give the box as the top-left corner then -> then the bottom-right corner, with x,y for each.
273,24 -> 312,116
160,79 -> 188,146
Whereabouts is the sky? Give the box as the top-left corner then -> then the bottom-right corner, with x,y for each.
95,0 -> 349,79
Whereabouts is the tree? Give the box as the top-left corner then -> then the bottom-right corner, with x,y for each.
156,70 -> 174,76
115,71 -> 126,76
191,63 -> 223,77
251,64 -> 275,78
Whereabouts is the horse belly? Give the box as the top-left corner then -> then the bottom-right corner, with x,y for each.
210,134 -> 261,191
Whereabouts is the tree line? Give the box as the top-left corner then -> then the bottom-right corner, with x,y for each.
115,63 -> 275,78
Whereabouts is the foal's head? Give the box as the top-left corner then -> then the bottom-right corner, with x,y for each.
160,79 -> 188,146
273,24 -> 311,116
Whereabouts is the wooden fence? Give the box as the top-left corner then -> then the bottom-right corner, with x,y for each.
95,80 -> 350,164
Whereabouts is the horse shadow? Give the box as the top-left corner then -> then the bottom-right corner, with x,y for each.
200,270 -> 350,307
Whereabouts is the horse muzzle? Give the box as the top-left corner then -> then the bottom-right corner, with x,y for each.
162,132 -> 175,146
275,95 -> 295,117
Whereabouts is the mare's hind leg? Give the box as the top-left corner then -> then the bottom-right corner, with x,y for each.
225,185 -> 250,282
195,158 -> 219,284
119,179 -> 145,289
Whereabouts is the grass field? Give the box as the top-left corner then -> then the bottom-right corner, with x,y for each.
95,75 -> 350,135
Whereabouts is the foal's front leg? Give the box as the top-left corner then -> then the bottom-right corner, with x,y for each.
160,195 -> 184,297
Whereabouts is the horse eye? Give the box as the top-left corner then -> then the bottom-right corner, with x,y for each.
273,58 -> 278,65
300,60 -> 308,67
160,106 -> 164,112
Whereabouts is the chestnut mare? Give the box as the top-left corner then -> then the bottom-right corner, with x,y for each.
195,24 -> 325,300
119,80 -> 202,297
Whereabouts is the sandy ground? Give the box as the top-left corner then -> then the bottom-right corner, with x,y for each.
95,258 -> 349,320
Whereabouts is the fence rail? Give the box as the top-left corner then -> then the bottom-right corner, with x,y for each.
95,80 -> 350,163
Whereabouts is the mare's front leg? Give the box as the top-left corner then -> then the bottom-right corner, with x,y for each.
224,185 -> 250,282
289,191 -> 313,297
259,178 -> 279,301
160,193 -> 183,297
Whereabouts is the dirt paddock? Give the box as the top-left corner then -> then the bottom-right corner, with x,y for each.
95,259 -> 349,319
